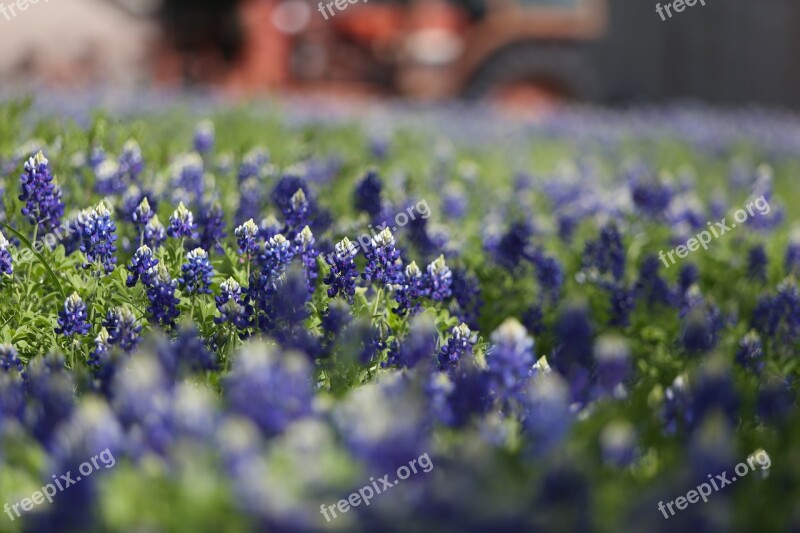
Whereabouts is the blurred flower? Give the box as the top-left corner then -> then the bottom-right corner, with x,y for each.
224,342 -> 313,437
735,330 -> 764,373
425,254 -> 452,301
196,200 -> 227,254
194,120 -> 215,154
144,214 -> 167,250
353,170 -> 383,220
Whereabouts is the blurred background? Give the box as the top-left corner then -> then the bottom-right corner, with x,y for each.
0,0 -> 797,108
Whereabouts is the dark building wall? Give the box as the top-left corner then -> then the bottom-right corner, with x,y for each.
591,0 -> 800,106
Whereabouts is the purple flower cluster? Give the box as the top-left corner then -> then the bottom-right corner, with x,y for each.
324,237 -> 359,303
102,307 -> 142,352
76,202 -> 118,273
19,151 -> 64,232
55,292 -> 91,337
179,248 -> 215,295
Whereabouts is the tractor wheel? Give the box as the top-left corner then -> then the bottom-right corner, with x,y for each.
463,42 -> 600,106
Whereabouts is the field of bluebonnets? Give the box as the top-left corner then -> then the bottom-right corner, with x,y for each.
0,96 -> 799,532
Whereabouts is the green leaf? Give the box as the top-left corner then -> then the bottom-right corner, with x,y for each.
0,222 -> 66,301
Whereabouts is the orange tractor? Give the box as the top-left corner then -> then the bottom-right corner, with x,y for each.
155,0 -> 608,102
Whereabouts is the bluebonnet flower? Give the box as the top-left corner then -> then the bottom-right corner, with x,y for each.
522,303 -> 545,336
593,334 -> 631,397
119,184 -> 148,222
386,315 -> 437,369
528,248 -> 564,302
93,160 -> 126,196
76,202 -> 117,273
362,228 -> 403,286
425,254 -> 452,301
437,323 -> 476,374
600,420 -> 637,467
102,307 -> 141,352
55,292 -> 91,337
324,237 -> 359,302
224,342 -> 313,437
757,376 -> 795,423
195,200 -> 226,254
132,197 -> 154,229
170,153 -> 205,198
784,227 -> 800,276
492,220 -> 532,270
0,343 -> 23,373
294,226 -> 318,294
442,183 -> 468,219
126,245 -> 158,287
145,264 -> 182,328
168,202 -> 197,239
583,222 -> 625,282
634,255 -> 674,307
143,214 -> 167,250
283,189 -> 310,237
680,305 -> 719,353
259,213 -> 281,240
158,324 -> 216,378
608,284 -> 636,327
271,265 -> 311,326
690,357 -> 739,430
486,318 -> 535,400
19,151 -> 64,232
258,233 -> 295,274
661,374 -> 693,434
249,234 -> 295,331
179,248 -> 214,295
630,174 -> 673,218
0,231 -> 13,276
450,268 -> 482,328
752,277 -> 800,342
215,277 -> 252,329
87,328 -> 111,377
394,261 -> 426,316
553,300 -> 594,373
747,244 -> 768,282
238,146 -> 269,181
677,263 -> 699,296
235,176 -> 264,225
88,145 -> 106,169
735,330 -> 764,374
321,300 -> 352,338
353,170 -> 383,220
194,120 -> 215,154
235,219 -> 260,256
521,373 -> 573,455
118,139 -> 144,181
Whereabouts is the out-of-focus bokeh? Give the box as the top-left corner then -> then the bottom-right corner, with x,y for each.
0,0 -> 797,107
